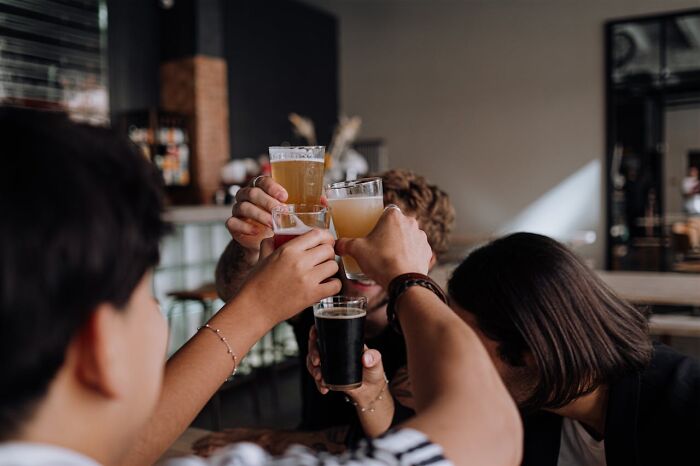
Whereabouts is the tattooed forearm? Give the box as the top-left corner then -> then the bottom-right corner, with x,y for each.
215,240 -> 258,301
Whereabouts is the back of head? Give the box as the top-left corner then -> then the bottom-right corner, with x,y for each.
0,107 -> 167,439
381,169 -> 455,257
448,232 -> 652,411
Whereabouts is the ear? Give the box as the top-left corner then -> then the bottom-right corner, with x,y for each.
72,304 -> 127,400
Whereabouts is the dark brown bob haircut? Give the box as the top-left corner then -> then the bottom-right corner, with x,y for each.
447,232 -> 652,412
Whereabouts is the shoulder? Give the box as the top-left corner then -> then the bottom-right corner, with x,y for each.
638,344 -> 700,428
642,344 -> 700,390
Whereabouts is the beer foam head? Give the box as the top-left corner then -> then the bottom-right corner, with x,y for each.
314,307 -> 367,319
272,213 -> 314,234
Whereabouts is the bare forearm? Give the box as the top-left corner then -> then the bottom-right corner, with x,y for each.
352,389 -> 395,438
215,240 -> 258,301
398,287 -> 522,466
120,294 -> 273,466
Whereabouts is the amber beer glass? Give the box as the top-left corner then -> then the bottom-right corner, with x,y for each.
313,296 -> 367,390
269,146 -> 325,205
325,178 -> 384,281
271,204 -> 330,249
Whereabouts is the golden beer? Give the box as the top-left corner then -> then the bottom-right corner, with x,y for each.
271,159 -> 325,205
327,196 -> 384,278
269,146 -> 325,205
325,178 -> 384,281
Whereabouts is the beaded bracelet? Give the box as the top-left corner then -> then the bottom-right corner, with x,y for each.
344,375 -> 389,413
198,324 -> 238,381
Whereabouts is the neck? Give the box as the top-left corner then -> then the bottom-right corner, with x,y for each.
549,385 -> 609,439
17,371 -> 129,466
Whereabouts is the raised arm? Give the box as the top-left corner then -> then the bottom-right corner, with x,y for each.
336,209 -> 522,466
215,176 -> 288,301
122,230 -> 341,466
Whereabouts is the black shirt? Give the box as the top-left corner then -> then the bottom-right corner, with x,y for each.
521,344 -> 700,466
290,307 -> 414,442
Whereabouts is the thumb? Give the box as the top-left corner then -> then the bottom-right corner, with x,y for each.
335,237 -> 359,257
362,349 -> 383,369
260,237 -> 274,259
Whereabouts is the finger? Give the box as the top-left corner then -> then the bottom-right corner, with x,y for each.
319,195 -> 329,207
334,237 -> 357,257
316,378 -> 329,395
233,201 -> 274,227
236,186 -> 283,214
253,176 -> 288,202
317,278 -> 342,299
284,228 -> 335,251
236,183 -> 286,211
303,244 -> 337,267
311,260 -> 340,284
309,346 -> 320,366
226,216 -> 260,237
362,349 -> 382,368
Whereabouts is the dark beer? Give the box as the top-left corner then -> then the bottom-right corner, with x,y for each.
314,305 -> 366,390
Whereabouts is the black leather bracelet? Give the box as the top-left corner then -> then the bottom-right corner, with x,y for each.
386,273 -> 448,334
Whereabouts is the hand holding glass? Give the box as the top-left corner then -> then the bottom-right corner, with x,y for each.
271,204 -> 330,249
269,146 -> 325,205
325,178 -> 384,281
313,296 -> 367,391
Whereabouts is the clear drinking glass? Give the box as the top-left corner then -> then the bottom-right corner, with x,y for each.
271,204 -> 330,249
325,177 -> 384,281
269,146 -> 325,205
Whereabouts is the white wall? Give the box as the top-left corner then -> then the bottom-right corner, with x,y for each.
306,0 -> 700,267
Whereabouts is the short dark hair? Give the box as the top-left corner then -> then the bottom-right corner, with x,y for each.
0,108 -> 168,439
448,232 -> 652,411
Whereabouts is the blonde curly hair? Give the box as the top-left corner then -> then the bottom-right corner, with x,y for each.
380,169 -> 455,257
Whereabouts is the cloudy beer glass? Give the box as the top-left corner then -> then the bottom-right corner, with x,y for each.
325,178 -> 383,281
269,146 -> 325,205
313,296 -> 367,390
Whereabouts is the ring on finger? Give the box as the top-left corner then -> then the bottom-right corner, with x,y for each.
252,175 -> 267,188
385,204 -> 402,213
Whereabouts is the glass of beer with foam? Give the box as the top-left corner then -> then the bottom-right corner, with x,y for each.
271,204 -> 330,249
269,146 -> 325,205
325,177 -> 384,281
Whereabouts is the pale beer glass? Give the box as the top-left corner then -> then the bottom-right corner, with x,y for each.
271,204 -> 330,249
269,146 -> 325,205
325,177 -> 384,281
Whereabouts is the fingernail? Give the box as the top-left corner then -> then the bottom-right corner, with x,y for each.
364,352 -> 374,365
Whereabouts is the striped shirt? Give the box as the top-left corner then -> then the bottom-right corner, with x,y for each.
165,428 -> 451,466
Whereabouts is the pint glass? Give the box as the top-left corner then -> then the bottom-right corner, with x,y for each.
269,146 -> 325,205
325,177 -> 383,281
313,296 -> 367,391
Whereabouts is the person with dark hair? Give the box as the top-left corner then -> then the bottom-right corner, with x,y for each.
346,231 -> 699,466
447,233 -> 700,466
203,170 -> 455,453
0,107 -> 522,466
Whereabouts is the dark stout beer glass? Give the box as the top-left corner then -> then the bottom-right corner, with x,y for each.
313,296 -> 367,390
